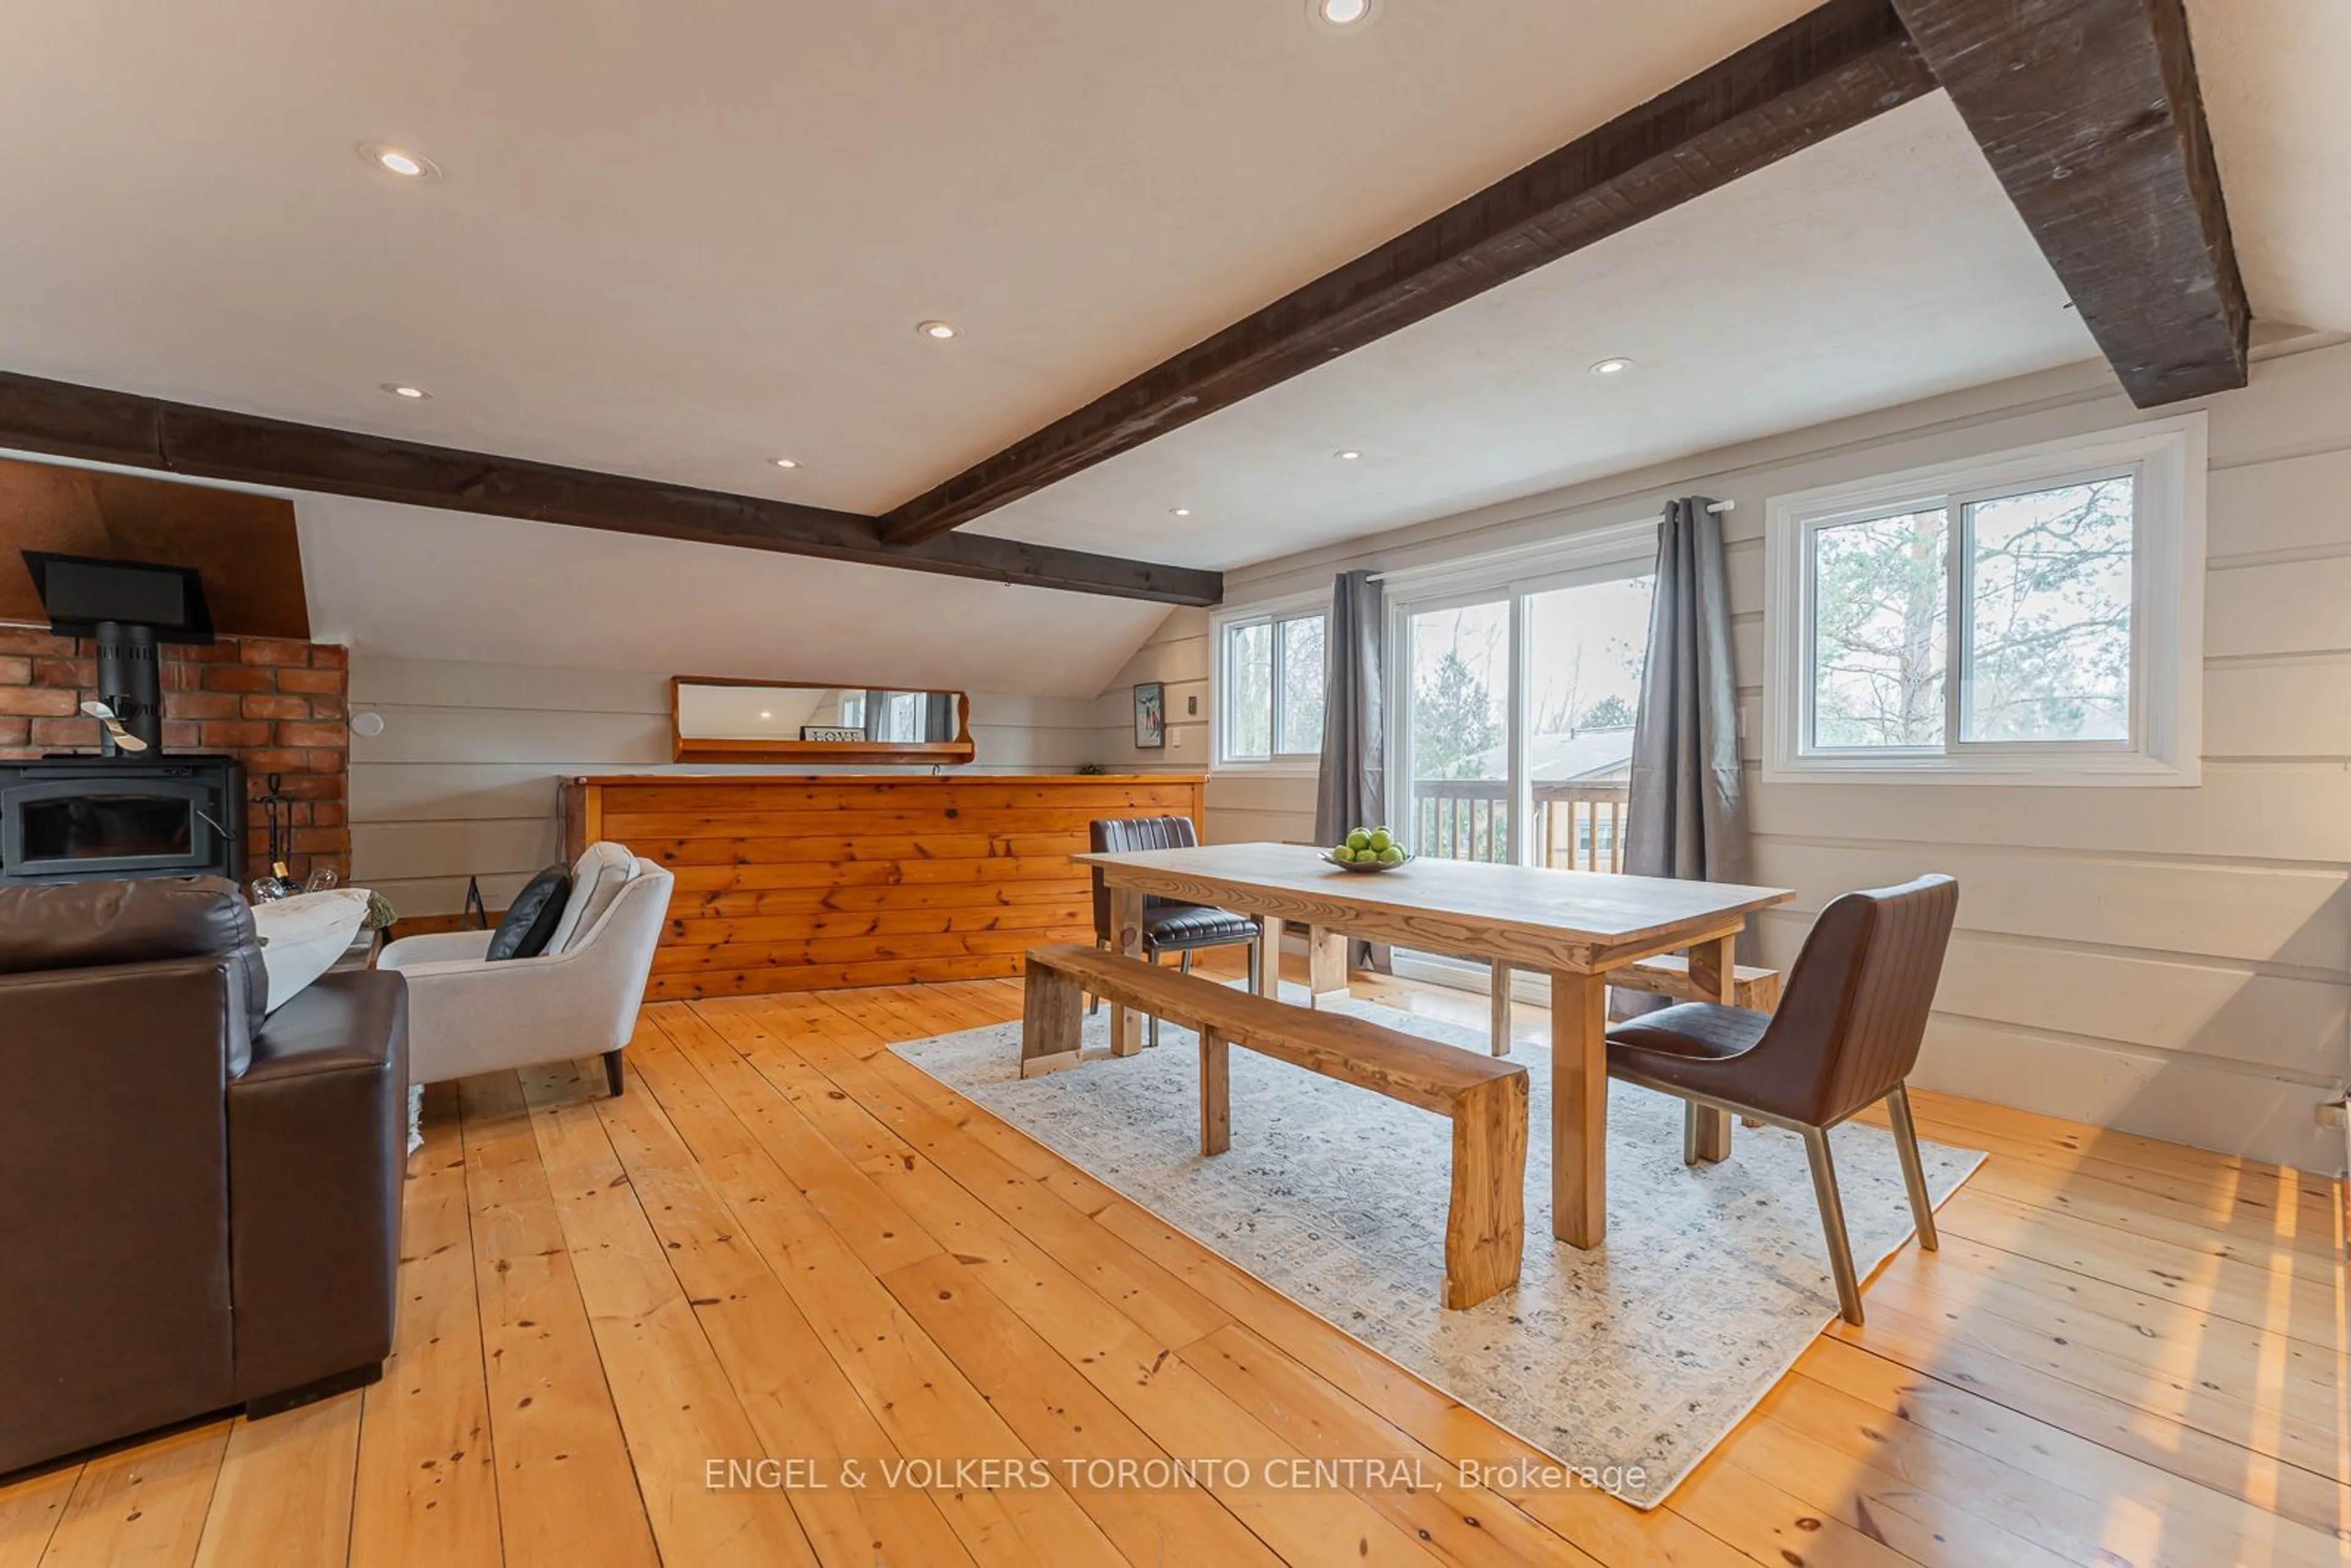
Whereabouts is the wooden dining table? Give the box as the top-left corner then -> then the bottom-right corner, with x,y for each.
1073,841 -> 1794,1248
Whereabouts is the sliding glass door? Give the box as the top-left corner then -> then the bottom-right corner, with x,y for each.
1403,595 -> 1511,864
1521,571 -> 1652,872
1389,541 -> 1655,980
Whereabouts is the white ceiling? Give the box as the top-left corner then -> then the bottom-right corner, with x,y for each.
2183,0 -> 2351,340
970,95 -> 2099,569
0,0 -> 1817,516
293,495 -> 1169,697
0,0 -> 2335,677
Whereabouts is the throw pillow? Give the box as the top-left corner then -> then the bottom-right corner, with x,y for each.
250,888 -> 373,1014
487,865 -> 572,961
545,841 -> 640,954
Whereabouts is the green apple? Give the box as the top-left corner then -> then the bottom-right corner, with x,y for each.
1345,827 -> 1373,852
1378,846 -> 1404,865
1331,844 -> 1356,863
1367,828 -> 1394,853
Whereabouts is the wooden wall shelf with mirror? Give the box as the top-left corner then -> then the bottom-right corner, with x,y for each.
670,676 -> 975,765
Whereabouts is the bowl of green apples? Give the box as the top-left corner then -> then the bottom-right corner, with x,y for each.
1324,825 -> 1411,871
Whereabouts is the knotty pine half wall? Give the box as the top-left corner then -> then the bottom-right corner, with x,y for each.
567,772 -> 1203,998
348,622 -> 1208,921
1209,337 -> 2351,1176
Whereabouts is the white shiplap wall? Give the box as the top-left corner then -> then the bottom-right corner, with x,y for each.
1085,607 -> 1213,778
1079,608 -> 1334,842
1210,339 -> 2351,1174
1083,604 -> 1343,839
348,659 -> 1100,917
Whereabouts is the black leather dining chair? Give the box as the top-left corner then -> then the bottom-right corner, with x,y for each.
1087,816 -> 1261,1043
1604,874 -> 1959,1325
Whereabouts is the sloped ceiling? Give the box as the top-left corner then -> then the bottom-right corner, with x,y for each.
0,457 -> 311,638
291,493 -> 1171,697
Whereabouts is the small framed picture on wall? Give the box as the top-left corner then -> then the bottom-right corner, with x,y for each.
1133,681 -> 1166,749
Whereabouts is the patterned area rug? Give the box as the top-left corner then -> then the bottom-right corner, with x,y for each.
893,991 -> 1984,1509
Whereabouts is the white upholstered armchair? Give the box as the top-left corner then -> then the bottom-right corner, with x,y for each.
379,846 -> 673,1097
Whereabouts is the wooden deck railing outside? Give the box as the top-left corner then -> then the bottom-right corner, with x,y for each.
1409,779 -> 1629,872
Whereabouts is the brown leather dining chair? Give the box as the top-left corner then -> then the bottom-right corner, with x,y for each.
1088,816 -> 1261,1043
1603,874 -> 1959,1325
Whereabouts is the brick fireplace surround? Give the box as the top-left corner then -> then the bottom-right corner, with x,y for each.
0,623 -> 350,886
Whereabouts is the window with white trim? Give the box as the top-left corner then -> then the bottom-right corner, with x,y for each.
1216,604 -> 1328,765
1764,418 -> 2203,784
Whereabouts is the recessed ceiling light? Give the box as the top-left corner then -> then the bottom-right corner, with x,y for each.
1170,507 -> 1191,517
357,141 -> 441,181
380,383 -> 431,400
1335,449 -> 1362,460
759,710 -> 773,720
1310,0 -> 1378,26
1589,357 -> 1635,377
771,457 -> 800,469
917,320 -> 958,340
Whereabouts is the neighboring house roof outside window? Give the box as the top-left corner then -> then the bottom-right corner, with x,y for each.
1460,726 -> 1635,784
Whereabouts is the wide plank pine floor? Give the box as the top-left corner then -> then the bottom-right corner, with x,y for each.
4,960 -> 2345,1566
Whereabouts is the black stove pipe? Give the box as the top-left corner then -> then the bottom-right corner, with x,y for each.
92,620 -> 165,756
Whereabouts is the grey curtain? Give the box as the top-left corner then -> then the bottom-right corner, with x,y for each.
1314,569 -> 1390,972
863,691 -> 887,742
1627,497 -> 1754,959
924,691 -> 955,740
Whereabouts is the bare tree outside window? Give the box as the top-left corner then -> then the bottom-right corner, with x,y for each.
1962,478 -> 2133,742
1409,604 -> 1507,782
1225,621 -> 1272,759
1222,613 -> 1328,762
1276,615 -> 1327,754
1807,478 -> 2136,752
1774,424 -> 2192,784
1811,509 -> 1948,749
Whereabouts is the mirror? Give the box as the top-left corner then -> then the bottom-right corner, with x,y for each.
670,677 -> 975,765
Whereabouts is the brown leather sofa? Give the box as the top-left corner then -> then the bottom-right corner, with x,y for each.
0,877 -> 408,1476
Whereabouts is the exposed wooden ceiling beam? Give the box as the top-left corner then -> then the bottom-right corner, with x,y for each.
0,371 -> 1223,607
879,0 -> 1938,544
1889,0 -> 2247,407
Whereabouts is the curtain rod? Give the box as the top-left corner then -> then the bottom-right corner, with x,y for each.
1358,499 -> 1733,584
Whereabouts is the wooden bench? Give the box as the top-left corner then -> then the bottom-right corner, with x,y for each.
1488,952 -> 1779,1049
1609,953 -> 1781,1015
1488,945 -> 1779,1157
1024,944 -> 1528,1310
